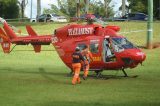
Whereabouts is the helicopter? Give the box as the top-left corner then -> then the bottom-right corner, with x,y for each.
0,16 -> 146,77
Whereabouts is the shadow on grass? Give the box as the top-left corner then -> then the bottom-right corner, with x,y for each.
87,74 -> 138,80
0,67 -> 137,81
38,67 -> 70,85
86,70 -> 138,80
0,67 -> 71,85
0,67 -> 67,76
39,101 -> 160,106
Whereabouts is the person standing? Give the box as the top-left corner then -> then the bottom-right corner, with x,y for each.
81,45 -> 93,80
72,47 -> 85,85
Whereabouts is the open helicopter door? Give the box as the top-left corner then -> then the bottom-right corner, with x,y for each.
89,39 -> 101,61
103,36 -> 117,63
89,39 -> 103,70
76,39 -> 102,70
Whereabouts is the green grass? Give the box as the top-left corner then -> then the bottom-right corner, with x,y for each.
0,22 -> 160,106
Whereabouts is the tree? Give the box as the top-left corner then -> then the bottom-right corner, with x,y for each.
18,0 -> 28,18
43,4 -> 65,16
84,0 -> 89,14
128,0 -> 147,13
44,0 -> 78,17
153,0 -> 160,19
128,0 -> 160,19
104,0 -> 112,17
0,0 -> 19,19
43,0 -> 114,18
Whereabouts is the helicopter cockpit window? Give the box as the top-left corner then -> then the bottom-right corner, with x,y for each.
77,44 -> 87,51
112,38 -> 136,52
90,42 -> 99,53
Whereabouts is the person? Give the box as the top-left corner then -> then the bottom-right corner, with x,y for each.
105,39 -> 115,62
72,47 -> 85,85
81,45 -> 93,80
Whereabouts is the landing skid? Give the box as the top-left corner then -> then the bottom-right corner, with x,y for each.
122,68 -> 138,78
68,69 -> 138,79
93,69 -> 138,79
95,70 -> 103,78
122,69 -> 128,77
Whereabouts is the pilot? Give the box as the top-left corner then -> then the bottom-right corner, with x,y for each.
72,47 -> 85,85
81,45 -> 93,80
105,39 -> 113,62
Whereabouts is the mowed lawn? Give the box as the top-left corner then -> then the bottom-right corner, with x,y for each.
0,22 -> 160,106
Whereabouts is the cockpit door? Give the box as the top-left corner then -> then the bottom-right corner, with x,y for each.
103,37 -> 117,63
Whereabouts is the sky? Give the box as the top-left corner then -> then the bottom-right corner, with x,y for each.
24,0 -> 124,18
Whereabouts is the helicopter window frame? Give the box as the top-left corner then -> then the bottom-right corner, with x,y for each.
90,40 -> 99,54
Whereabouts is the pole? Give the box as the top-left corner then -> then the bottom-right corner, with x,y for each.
159,0 -> 160,19
37,0 -> 41,17
30,0 -> 32,21
147,0 -> 153,49
122,0 -> 126,16
76,0 -> 80,18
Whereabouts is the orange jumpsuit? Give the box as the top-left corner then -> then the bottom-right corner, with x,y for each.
72,52 -> 84,85
82,50 -> 93,78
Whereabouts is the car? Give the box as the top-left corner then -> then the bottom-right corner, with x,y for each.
70,14 -> 102,22
113,13 -> 148,21
50,14 -> 67,22
36,14 -> 50,22
35,14 -> 67,22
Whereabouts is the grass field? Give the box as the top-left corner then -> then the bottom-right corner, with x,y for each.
0,22 -> 160,106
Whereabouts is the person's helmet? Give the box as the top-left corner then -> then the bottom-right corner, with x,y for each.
75,47 -> 80,51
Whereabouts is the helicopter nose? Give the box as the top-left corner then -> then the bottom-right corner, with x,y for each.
133,52 -> 146,63
121,50 -> 146,68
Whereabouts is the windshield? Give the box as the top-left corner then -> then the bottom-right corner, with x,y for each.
111,37 -> 136,52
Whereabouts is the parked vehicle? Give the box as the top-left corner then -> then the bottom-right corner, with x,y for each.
50,14 -> 67,22
37,14 -> 50,22
113,13 -> 148,21
32,14 -> 67,22
70,14 -> 101,22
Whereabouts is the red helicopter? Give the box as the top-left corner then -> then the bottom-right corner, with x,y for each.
0,17 -> 146,77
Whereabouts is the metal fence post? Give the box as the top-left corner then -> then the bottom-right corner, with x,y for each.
147,0 -> 153,49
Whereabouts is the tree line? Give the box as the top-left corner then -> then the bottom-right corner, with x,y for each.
0,0 -> 19,19
44,0 -> 160,19
0,0 -> 160,19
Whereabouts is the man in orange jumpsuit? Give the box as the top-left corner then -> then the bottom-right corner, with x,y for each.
81,45 -> 93,80
72,47 -> 85,85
